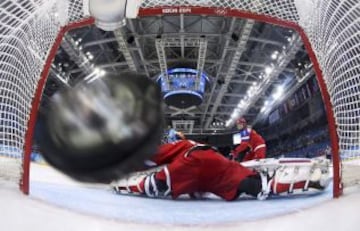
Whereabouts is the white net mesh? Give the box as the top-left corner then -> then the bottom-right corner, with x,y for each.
0,0 -> 359,193
300,0 -> 360,187
0,0 -> 85,187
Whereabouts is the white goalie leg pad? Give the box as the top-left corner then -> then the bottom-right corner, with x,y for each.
242,157 -> 331,194
143,166 -> 171,198
110,167 -> 163,194
272,165 -> 310,194
110,172 -> 147,194
272,159 -> 331,194
144,174 -> 156,197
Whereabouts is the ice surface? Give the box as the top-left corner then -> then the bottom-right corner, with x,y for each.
1,163 -> 360,231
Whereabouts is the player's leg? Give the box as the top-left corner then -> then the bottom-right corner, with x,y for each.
236,173 -> 263,197
141,155 -> 203,198
111,166 -> 161,194
237,158 -> 331,199
270,163 -> 331,194
111,166 -> 171,197
142,166 -> 172,197
254,146 -> 266,159
112,155 -> 201,199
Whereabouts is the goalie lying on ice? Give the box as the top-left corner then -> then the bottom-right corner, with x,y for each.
111,139 -> 332,201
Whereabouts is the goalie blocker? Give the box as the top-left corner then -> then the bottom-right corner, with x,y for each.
111,140 -> 332,200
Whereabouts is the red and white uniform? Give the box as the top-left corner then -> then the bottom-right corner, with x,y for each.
114,140 -> 331,200
143,140 -> 258,200
231,128 -> 266,161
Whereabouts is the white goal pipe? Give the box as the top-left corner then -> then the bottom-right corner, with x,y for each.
1,0 -> 359,198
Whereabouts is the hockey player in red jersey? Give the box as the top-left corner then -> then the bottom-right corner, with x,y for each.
230,118 -> 266,162
111,139 -> 331,201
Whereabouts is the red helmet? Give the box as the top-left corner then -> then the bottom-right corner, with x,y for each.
236,117 -> 247,126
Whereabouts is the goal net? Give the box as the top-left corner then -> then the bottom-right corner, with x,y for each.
0,0 -> 359,197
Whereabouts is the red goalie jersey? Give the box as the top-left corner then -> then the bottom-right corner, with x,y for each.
147,140 -> 258,200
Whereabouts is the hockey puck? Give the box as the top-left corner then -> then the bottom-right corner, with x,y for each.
38,73 -> 163,183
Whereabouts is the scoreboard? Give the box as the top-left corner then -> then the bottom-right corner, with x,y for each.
157,68 -> 209,108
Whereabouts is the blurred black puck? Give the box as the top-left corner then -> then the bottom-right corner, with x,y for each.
38,73 -> 163,183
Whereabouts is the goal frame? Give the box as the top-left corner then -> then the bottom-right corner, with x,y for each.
22,6 -> 341,197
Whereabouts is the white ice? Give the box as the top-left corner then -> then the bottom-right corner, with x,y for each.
1,163 -> 360,231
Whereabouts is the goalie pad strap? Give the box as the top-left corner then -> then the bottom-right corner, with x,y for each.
257,171 -> 273,200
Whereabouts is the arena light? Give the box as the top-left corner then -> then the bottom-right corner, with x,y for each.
86,51 -> 94,60
225,120 -> 232,128
94,67 -> 100,75
231,110 -> 239,119
237,100 -> 244,108
84,71 -> 96,81
265,66 -> 273,75
272,85 -> 284,100
87,69 -> 106,83
271,51 -> 278,60
260,99 -> 271,114
84,68 -> 106,83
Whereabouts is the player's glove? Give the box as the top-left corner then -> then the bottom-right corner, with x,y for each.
227,152 -> 235,160
235,146 -> 251,162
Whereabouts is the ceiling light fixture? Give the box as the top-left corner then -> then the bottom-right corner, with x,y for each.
265,66 -> 273,74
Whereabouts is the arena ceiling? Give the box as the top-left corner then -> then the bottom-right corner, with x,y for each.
43,14 -> 314,135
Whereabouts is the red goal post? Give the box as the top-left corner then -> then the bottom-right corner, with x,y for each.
1,0 -> 358,198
